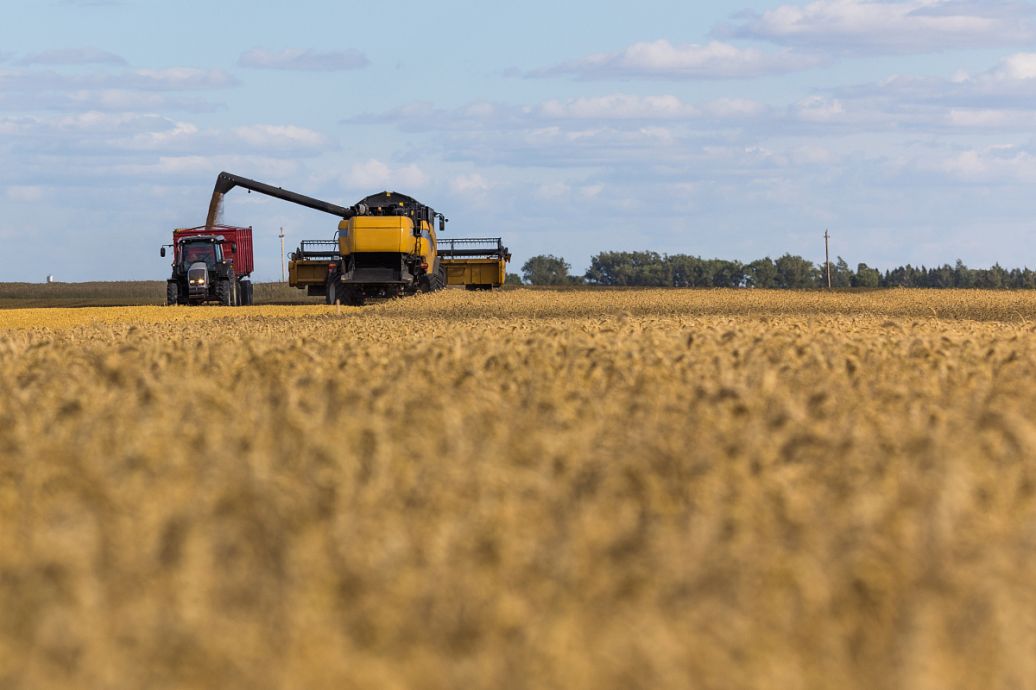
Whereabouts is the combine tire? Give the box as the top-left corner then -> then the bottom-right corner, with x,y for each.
343,286 -> 365,306
166,281 -> 179,306
327,274 -> 365,306
419,264 -> 446,293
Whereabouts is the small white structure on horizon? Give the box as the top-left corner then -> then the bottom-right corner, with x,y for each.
46,275 -> 56,284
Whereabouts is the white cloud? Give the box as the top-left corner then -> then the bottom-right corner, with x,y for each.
986,53 -> 1036,81
727,0 -> 1036,53
65,90 -> 221,113
19,48 -> 126,66
0,112 -> 332,162
356,94 -> 766,135
346,159 -> 428,190
232,124 -> 329,152
535,182 -> 570,200
795,96 -> 846,122
129,68 -> 237,90
533,39 -> 821,79
5,186 -> 44,202
538,94 -> 700,119
945,108 -> 1036,128
238,48 -> 369,72
579,184 -> 604,199
115,121 -> 200,150
0,66 -> 238,94
112,155 -> 299,180
938,146 -> 1036,181
450,173 -> 491,194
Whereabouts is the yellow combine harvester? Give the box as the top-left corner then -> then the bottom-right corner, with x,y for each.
207,172 -> 509,305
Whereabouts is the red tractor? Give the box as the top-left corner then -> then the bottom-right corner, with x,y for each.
161,225 -> 254,306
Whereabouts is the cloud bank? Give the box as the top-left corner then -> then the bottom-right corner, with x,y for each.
532,39 -> 822,80
238,48 -> 370,72
724,0 -> 1036,53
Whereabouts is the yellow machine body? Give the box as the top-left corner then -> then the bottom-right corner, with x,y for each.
338,216 -> 437,265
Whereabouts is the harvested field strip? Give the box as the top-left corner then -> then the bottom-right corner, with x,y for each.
0,305 -> 341,330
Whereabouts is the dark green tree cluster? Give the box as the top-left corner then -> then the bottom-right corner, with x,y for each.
585,252 -> 823,288
880,260 -> 1036,288
517,252 -> 1036,289
580,252 -> 1036,289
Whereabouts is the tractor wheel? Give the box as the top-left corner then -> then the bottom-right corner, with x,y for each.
166,281 -> 179,306
218,279 -> 232,306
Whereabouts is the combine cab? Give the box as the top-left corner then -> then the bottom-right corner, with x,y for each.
438,238 -> 511,290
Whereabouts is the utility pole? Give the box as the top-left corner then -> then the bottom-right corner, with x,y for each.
824,229 -> 832,289
279,227 -> 286,283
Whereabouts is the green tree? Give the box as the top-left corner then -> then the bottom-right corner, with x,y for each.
746,258 -> 778,288
521,255 -> 571,285
852,263 -> 881,288
774,254 -> 819,288
505,273 -> 523,286
954,260 -> 975,288
928,265 -> 955,288
708,259 -> 745,288
586,251 -> 669,286
669,255 -> 711,287
829,257 -> 852,288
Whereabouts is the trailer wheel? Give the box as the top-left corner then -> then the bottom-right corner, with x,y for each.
236,279 -> 249,306
241,281 -> 253,306
166,281 -> 179,306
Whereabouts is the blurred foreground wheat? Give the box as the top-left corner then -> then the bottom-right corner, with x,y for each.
2,289 -> 1036,690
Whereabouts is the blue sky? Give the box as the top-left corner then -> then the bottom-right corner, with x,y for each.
3,0 -> 1036,281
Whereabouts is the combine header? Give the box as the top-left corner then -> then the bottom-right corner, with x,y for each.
204,171 -> 509,306
438,238 -> 511,290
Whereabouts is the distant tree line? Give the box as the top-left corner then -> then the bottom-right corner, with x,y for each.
519,252 -> 1036,289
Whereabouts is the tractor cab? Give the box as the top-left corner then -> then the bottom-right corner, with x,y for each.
178,237 -> 223,270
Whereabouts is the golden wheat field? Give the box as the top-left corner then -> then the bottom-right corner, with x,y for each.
2,289 -> 1036,690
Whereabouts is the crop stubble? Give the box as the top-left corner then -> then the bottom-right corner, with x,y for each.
1,289 -> 1035,690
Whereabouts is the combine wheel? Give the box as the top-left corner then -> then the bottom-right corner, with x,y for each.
419,264 -> 446,293
166,281 -> 180,306
343,286 -> 365,306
